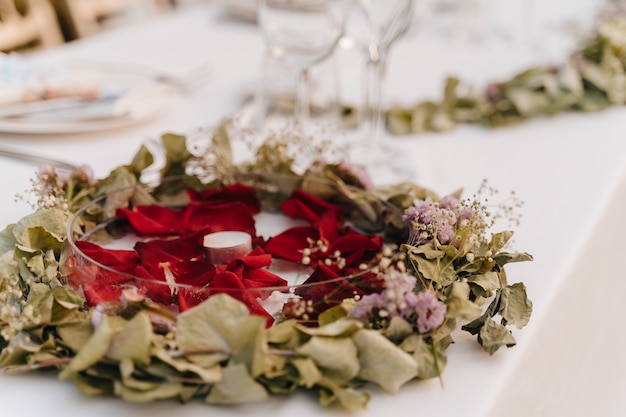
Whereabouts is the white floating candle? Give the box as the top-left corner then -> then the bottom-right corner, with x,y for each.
203,231 -> 252,265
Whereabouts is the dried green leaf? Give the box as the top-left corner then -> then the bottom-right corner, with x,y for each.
467,271 -> 501,294
296,336 -> 359,384
129,143 -> 155,174
487,231 -> 513,254
319,386 -> 370,411
266,319 -> 300,345
402,334 -> 447,380
0,332 -> 55,367
317,303 -> 350,326
205,362 -> 268,404
59,315 -> 123,379
477,318 -> 517,355
381,316 -> 414,341
114,380 -> 183,403
57,318 -> 95,352
72,373 -> 114,396
445,282 -> 482,321
0,224 -> 17,255
176,294 -> 266,372
107,312 -> 153,365
12,209 -> 70,243
297,317 -> 362,338
492,251 -> 533,267
499,283 -> 533,329
352,329 -> 417,393
291,357 -> 322,388
151,348 -> 222,383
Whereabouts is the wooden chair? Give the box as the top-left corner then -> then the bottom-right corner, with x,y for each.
58,0 -> 174,40
0,0 -> 64,52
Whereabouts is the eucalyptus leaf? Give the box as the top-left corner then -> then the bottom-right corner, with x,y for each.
57,318 -> 96,352
408,335 -> 447,380
352,329 -> 417,393
467,271 -> 502,294
107,312 -> 153,365
445,282 -> 482,321
59,315 -> 121,379
151,348 -> 222,383
205,362 -> 268,404
319,385 -> 370,411
297,317 -> 363,338
114,380 -> 183,403
492,252 -> 534,267
477,318 -> 517,355
296,336 -> 359,384
12,209 -> 70,242
0,225 -> 17,256
291,357 -> 322,388
176,294 -> 266,372
381,316 -> 414,341
499,283 -> 533,329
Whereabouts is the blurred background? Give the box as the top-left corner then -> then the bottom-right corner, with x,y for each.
0,0 -> 611,53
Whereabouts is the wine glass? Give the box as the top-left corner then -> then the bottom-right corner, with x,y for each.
359,0 -> 415,150
257,0 -> 347,130
341,0 -> 415,184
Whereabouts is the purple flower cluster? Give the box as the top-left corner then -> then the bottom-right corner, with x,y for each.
402,195 -> 472,246
348,270 -> 447,334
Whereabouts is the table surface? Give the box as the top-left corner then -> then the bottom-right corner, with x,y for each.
1,2 -> 625,416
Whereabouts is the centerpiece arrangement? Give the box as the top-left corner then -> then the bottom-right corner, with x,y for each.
0,121 -> 532,410
385,4 -> 626,134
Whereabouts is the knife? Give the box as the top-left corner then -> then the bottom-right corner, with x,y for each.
0,92 -> 126,121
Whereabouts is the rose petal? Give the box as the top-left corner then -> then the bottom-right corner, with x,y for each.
281,189 -> 343,224
262,226 -> 319,262
187,183 -> 261,214
183,202 -> 256,236
116,205 -> 185,235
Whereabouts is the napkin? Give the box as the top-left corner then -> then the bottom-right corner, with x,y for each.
0,53 -> 103,107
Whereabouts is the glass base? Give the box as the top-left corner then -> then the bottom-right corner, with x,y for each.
347,139 -> 419,186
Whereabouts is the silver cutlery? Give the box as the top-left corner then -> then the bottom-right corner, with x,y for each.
0,147 -> 78,171
0,93 -> 126,121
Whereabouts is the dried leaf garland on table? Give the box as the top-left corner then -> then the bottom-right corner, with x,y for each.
385,9 -> 626,134
0,123 -> 533,410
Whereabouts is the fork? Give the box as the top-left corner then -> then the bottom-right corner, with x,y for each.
0,147 -> 78,171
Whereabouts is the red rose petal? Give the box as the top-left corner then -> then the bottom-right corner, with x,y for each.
183,202 -> 256,236
116,205 -> 185,235
262,226 -> 319,262
188,183 -> 261,214
281,189 -> 344,224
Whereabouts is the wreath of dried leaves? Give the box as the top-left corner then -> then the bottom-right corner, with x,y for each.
0,122 -> 533,410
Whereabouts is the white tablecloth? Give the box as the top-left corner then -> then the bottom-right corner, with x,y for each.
1,2 -> 624,416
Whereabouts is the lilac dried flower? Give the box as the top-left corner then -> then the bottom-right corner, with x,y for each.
412,290 -> 447,333
404,196 -> 460,246
349,270 -> 417,319
349,270 -> 446,334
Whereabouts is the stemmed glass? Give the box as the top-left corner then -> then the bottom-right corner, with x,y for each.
257,0 -> 347,130
343,0 -> 415,183
359,0 -> 415,151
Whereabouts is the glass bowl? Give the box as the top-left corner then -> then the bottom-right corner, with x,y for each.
61,172 -> 407,324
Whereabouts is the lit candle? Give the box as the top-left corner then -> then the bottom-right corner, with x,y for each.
203,231 -> 252,265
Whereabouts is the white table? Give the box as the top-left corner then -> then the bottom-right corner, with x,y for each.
1,2 -> 625,416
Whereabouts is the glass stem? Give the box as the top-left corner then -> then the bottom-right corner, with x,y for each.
362,47 -> 387,150
294,68 -> 311,126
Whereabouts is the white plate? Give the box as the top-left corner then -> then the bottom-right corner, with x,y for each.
0,82 -> 176,134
